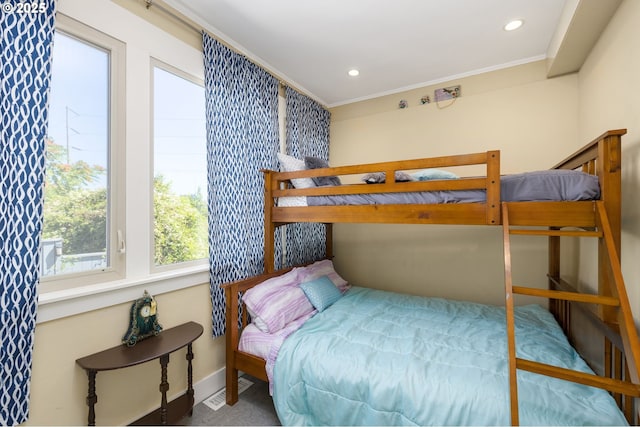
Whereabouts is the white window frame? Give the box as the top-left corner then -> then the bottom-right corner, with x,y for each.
39,13 -> 126,294
150,58 -> 208,273
38,6 -> 210,323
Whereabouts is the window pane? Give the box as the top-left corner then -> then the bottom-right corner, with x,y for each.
43,33 -> 109,277
153,66 -> 208,266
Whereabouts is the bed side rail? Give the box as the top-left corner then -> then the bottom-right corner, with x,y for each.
266,151 -> 499,196
264,150 -> 501,224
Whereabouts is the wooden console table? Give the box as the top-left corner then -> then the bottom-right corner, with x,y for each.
76,321 -> 204,426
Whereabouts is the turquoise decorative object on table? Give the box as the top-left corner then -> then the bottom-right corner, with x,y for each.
122,290 -> 163,346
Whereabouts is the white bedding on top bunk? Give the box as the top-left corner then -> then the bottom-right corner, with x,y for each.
277,169 -> 600,207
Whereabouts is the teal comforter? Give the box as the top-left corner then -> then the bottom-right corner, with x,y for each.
273,287 -> 627,425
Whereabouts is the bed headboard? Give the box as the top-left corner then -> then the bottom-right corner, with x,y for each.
552,129 -> 625,248
547,129 -> 636,422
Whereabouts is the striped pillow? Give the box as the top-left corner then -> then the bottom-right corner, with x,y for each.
243,269 -> 315,333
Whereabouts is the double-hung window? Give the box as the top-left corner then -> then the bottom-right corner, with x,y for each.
41,14 -> 125,291
152,62 -> 208,269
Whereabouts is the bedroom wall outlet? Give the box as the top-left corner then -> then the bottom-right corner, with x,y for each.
434,85 -> 461,101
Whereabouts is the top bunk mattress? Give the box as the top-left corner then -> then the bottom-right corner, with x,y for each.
278,169 -> 600,207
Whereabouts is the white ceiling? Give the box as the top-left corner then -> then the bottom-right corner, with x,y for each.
165,0 -> 569,107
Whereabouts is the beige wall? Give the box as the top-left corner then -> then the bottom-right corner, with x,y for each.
329,61 -> 580,305
27,284 -> 222,426
575,0 -> 640,320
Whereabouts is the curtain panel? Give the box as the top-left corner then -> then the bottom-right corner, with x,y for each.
284,87 -> 331,266
203,33 -> 280,337
0,2 -> 56,424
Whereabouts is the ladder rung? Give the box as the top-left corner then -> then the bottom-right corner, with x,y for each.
502,201 -> 640,426
509,229 -> 602,237
512,286 -> 620,306
517,358 -> 640,397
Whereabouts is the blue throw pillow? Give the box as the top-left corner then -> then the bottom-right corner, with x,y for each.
412,168 -> 459,181
299,275 -> 343,312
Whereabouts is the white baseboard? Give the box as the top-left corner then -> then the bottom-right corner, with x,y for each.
193,366 -> 226,404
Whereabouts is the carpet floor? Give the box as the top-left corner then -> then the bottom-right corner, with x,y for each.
179,375 -> 280,426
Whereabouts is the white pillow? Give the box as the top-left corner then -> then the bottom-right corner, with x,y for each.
277,153 -> 315,189
277,196 -> 308,207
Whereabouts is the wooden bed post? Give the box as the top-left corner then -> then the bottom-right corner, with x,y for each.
325,223 -> 333,259
548,230 -> 565,330
501,203 -> 520,426
224,282 -> 239,405
596,132 -> 623,323
263,169 -> 275,273
485,150 -> 501,225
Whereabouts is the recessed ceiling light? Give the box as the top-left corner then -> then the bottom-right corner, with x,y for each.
348,69 -> 360,77
504,19 -> 524,31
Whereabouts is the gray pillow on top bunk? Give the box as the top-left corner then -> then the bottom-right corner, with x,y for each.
304,157 -> 342,187
362,171 -> 415,184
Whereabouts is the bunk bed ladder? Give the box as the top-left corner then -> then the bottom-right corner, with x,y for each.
501,201 -> 640,426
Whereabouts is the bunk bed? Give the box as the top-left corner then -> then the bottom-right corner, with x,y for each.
222,129 -> 640,425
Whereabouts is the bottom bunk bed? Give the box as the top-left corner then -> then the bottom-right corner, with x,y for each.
273,286 -> 626,426
224,261 -> 631,425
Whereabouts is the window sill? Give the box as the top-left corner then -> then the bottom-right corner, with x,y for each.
37,264 -> 209,323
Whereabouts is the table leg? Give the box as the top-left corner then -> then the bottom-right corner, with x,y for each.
186,343 -> 195,415
85,370 -> 97,426
159,353 -> 170,425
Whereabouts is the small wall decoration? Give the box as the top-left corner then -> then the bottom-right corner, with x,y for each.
420,95 -> 431,104
398,99 -> 408,109
122,290 -> 163,346
434,85 -> 461,101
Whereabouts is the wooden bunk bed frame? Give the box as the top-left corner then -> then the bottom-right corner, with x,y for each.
223,129 -> 640,424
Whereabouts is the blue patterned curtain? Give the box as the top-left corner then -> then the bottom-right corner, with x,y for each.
203,34 -> 280,337
0,2 -> 56,424
284,87 -> 330,266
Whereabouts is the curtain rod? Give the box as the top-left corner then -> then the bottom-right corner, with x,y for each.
144,0 -> 202,35
143,0 -> 278,78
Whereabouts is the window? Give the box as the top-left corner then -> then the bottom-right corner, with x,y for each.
152,63 -> 208,268
37,8 -> 209,321
41,14 -> 125,288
